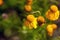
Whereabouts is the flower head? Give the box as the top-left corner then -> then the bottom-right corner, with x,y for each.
51,24 -> 57,30
50,5 -> 58,12
24,17 -> 37,29
47,24 -> 53,36
28,18 -> 37,29
27,15 -> 35,22
46,24 -> 57,36
31,18 -> 37,29
37,16 -> 45,26
24,5 -> 32,12
0,0 -> 3,5
47,24 -> 57,30
45,10 -> 59,21
37,16 -> 45,23
47,25 -> 53,33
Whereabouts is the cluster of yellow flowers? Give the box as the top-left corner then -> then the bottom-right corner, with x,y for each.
24,15 -> 45,29
24,5 -> 59,37
46,5 -> 59,21
47,24 -> 57,36
46,5 -> 59,36
24,0 -> 33,12
0,0 -> 3,5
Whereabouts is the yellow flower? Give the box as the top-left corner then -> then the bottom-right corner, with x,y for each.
31,18 -> 37,29
47,25 -> 53,36
24,17 -> 37,29
47,27 -> 53,33
27,15 -> 35,22
24,5 -> 32,12
37,16 -> 45,26
46,10 -> 59,21
47,25 -> 53,32
29,18 -> 37,29
52,24 -> 57,30
46,5 -> 59,21
46,24 -> 57,36
0,0 -> 3,5
50,5 -> 58,12
47,24 -> 57,30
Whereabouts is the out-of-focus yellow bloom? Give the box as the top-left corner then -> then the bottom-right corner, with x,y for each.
24,5 -> 32,12
46,24 -> 57,36
52,24 -> 57,30
47,27 -> 53,33
0,0 -> 3,5
47,25 -> 53,33
24,17 -> 37,29
27,15 -> 35,22
46,9 -> 59,21
47,24 -> 57,30
37,16 -> 45,26
31,18 -> 37,29
29,18 -> 37,29
50,5 -> 58,12
46,5 -> 59,21
37,16 -> 45,23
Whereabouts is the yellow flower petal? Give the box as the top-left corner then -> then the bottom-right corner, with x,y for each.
31,18 -> 37,29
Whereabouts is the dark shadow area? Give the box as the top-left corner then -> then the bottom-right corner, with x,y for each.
0,28 -> 7,40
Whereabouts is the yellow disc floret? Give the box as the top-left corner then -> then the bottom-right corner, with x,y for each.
45,9 -> 59,21
52,24 -> 57,30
